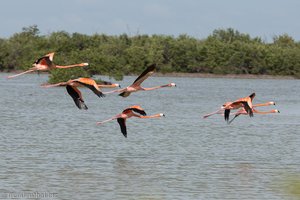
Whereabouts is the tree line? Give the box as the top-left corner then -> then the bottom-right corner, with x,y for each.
1,25 -> 299,82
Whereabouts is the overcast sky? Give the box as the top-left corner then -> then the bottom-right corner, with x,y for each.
1,0 -> 300,41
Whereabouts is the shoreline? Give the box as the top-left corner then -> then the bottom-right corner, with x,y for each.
150,72 -> 296,80
1,71 -> 296,80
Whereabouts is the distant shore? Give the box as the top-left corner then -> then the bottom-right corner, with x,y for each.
1,71 -> 296,80
152,72 -> 296,79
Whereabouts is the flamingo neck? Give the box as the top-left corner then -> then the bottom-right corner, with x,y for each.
55,63 -> 88,69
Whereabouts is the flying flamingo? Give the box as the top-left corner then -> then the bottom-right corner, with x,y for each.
103,64 -> 176,97
228,108 -> 280,124
222,93 -> 256,123
42,77 -> 104,109
7,52 -> 88,79
203,101 -> 276,119
96,105 -> 165,138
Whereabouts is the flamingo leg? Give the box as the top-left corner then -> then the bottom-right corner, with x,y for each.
7,69 -> 35,79
203,109 -> 224,118
41,82 -> 66,88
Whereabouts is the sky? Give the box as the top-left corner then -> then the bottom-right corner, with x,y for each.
1,0 -> 300,41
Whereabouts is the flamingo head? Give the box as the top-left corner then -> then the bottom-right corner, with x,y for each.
159,113 -> 165,117
269,101 -> 275,105
170,83 -> 176,87
274,109 -> 280,113
115,83 -> 121,88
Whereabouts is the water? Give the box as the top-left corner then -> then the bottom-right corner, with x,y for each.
0,73 -> 299,200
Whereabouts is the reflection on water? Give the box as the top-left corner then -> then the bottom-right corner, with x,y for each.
0,73 -> 300,199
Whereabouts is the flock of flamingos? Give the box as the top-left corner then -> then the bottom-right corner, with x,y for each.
7,52 -> 280,137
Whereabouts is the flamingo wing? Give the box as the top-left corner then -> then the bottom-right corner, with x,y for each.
34,56 -> 52,66
132,64 -> 156,86
249,92 -> 256,101
123,107 -> 147,116
66,85 -> 88,110
228,113 -> 242,124
241,102 -> 253,117
119,91 -> 131,97
74,78 -> 105,98
117,118 -> 127,138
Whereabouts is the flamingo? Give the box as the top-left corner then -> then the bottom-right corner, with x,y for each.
96,105 -> 165,138
7,52 -> 88,79
103,64 -> 176,97
203,101 -> 276,119
223,93 -> 256,123
228,108 -> 280,124
42,77 -> 104,109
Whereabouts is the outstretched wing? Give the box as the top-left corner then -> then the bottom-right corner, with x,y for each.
132,64 -> 156,86
123,107 -> 147,116
66,85 -> 88,110
228,113 -> 241,124
34,56 -> 52,66
131,108 -> 147,116
74,78 -> 105,98
117,118 -> 127,138
242,102 -> 253,117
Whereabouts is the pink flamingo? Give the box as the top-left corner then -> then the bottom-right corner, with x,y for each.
104,64 -> 176,97
7,52 -> 88,79
203,101 -> 275,119
222,93 -> 256,123
42,77 -> 104,109
96,105 -> 165,138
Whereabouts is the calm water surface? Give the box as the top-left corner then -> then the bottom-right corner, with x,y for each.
0,73 -> 299,200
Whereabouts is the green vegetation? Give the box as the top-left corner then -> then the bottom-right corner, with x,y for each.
1,25 -> 300,82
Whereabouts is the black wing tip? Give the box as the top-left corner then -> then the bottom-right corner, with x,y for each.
249,92 -> 256,99
224,109 -> 230,122
119,92 -> 130,97
119,92 -> 125,97
74,99 -> 88,110
97,92 -> 105,98
79,100 -> 88,110
249,111 -> 254,117
117,118 -> 127,138
147,63 -> 156,70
